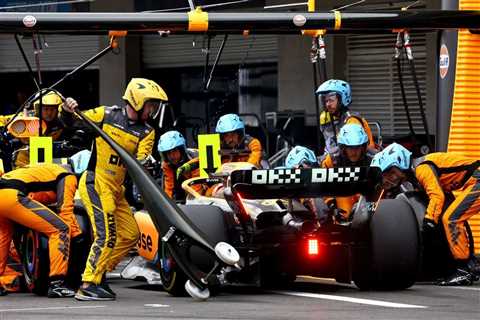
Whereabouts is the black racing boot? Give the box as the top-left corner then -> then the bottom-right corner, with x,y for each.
0,286 -> 8,296
47,279 -> 75,298
437,268 -> 474,286
75,283 -> 115,301
467,257 -> 480,281
100,274 -> 116,297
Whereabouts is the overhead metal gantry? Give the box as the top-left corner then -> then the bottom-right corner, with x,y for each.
0,9 -> 479,34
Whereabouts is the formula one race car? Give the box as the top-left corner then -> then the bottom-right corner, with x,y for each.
134,162 -> 422,296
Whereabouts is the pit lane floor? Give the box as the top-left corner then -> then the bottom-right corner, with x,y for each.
1,277 -> 479,320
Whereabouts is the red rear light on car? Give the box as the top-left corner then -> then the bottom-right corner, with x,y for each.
307,238 -> 319,256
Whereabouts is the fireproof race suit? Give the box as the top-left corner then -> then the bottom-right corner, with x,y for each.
413,153 -> 480,260
61,105 -> 154,285
220,135 -> 263,168
0,163 -> 78,279
319,110 -> 375,158
321,152 -> 374,221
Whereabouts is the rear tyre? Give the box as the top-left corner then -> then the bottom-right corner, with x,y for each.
353,199 -> 420,290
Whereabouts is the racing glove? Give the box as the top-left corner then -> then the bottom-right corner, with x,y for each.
423,217 -> 436,230
176,162 -> 192,180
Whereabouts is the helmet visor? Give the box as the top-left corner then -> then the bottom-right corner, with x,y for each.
143,100 -> 164,119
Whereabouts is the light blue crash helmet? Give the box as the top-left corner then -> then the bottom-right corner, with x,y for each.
285,146 -> 318,168
158,130 -> 186,153
69,150 -> 91,175
315,79 -> 352,107
215,114 -> 245,134
371,143 -> 412,172
337,123 -> 368,147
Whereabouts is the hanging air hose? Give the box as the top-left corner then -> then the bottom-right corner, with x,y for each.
311,34 -> 327,153
396,30 -> 434,153
395,32 -> 417,142
402,31 -> 434,152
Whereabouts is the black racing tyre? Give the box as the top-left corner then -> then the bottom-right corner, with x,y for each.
159,242 -> 188,296
21,230 -> 49,295
353,199 -> 420,290
159,205 -> 229,296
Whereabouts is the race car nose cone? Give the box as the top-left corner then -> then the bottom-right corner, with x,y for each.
215,242 -> 240,266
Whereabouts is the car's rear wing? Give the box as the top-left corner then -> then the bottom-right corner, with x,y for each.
230,166 -> 381,199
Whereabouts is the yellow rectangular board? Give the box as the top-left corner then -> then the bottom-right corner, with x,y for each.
29,136 -> 53,165
198,134 -> 221,178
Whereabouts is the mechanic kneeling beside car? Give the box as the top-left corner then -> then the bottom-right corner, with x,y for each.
176,113 -> 264,195
0,163 -> 80,297
158,130 -> 198,201
321,123 -> 375,223
371,143 -> 480,286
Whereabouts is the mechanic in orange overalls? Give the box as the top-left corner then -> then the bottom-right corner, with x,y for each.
316,79 -> 378,160
158,130 -> 197,200
0,163 -> 79,297
371,143 -> 480,286
321,123 -> 375,223
215,113 -> 263,168
61,78 -> 167,301
176,114 -> 263,196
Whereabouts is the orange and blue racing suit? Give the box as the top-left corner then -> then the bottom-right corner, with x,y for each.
0,163 -> 78,281
413,153 -> 480,261
61,105 -> 154,285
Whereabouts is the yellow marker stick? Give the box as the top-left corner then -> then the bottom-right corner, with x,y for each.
29,136 -> 53,165
198,134 -> 221,178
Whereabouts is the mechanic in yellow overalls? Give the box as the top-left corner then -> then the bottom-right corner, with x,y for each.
0,163 -> 79,298
371,143 -> 480,286
61,78 -> 167,301
0,91 -> 66,168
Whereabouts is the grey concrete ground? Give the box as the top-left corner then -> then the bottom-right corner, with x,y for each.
1,277 -> 479,320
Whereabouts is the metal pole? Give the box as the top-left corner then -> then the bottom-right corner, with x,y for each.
14,34 -> 40,91
0,11 -> 479,34
206,34 -> 228,90
32,34 -> 44,136
203,36 -> 212,133
50,41 -> 114,89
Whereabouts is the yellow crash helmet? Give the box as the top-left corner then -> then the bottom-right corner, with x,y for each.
122,78 -> 168,112
32,91 -> 63,115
